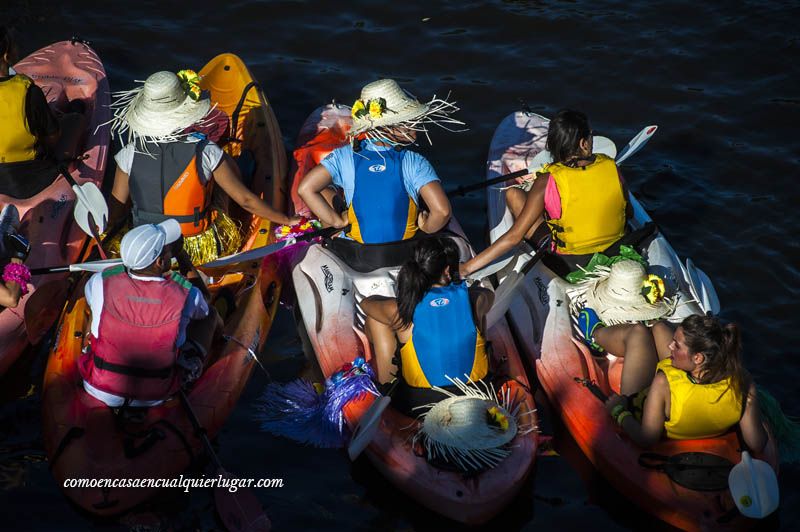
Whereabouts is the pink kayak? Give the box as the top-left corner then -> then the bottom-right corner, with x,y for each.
0,39 -> 110,375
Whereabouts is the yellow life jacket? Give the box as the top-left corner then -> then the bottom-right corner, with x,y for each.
658,358 -> 742,440
0,74 -> 37,163
545,154 -> 626,255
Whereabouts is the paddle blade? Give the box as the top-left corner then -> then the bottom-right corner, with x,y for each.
347,395 -> 391,461
72,182 -> 108,235
729,451 -> 779,519
202,240 -> 291,269
685,258 -> 721,315
214,470 -> 271,532
592,135 -> 617,158
616,125 -> 658,165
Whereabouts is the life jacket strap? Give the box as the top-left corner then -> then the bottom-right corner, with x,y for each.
135,206 -> 210,227
93,354 -> 173,379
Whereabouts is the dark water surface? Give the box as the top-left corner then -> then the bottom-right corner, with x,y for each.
1,0 -> 798,530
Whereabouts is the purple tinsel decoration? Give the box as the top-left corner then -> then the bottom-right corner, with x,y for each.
255,357 -> 379,448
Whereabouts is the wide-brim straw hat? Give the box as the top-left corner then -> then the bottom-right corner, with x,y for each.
348,79 -> 465,144
569,259 -> 676,325
106,71 -> 212,145
421,396 -> 518,450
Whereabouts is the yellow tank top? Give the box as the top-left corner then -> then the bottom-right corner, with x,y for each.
545,154 -> 626,255
658,358 -> 742,440
0,74 -> 37,163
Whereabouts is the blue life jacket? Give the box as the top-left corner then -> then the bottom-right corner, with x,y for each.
347,145 -> 418,244
399,282 -> 488,388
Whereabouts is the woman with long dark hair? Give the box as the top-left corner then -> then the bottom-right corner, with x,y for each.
361,236 -> 493,413
582,311 -> 767,451
460,109 -> 633,278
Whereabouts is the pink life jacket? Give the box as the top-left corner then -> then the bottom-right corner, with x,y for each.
78,266 -> 193,402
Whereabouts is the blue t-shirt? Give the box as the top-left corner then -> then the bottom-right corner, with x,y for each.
321,140 -> 440,206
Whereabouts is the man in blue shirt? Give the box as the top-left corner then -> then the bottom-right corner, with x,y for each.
298,79 -> 462,268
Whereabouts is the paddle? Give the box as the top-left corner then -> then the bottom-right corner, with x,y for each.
729,450 -> 780,518
447,127 -> 656,198
178,390 -> 271,532
58,165 -> 109,259
30,258 -> 123,276
347,395 -> 392,460
202,225 -> 347,269
682,258 -> 721,316
485,235 -> 551,329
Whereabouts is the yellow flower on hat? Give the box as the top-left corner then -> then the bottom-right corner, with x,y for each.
177,69 -> 202,101
641,274 -> 666,304
368,98 -> 385,119
351,99 -> 366,119
487,406 -> 510,431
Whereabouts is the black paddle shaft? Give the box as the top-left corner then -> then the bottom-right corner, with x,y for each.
448,168 -> 531,197
178,390 -> 224,471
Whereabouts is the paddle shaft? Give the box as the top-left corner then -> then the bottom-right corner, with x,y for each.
178,390 -> 224,471
447,168 -> 529,197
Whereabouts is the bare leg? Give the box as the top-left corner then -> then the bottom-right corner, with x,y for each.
651,321 -> 676,360
595,323 -> 659,396
365,315 -> 398,384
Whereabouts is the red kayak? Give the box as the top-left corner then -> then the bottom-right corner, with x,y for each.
0,39 -> 110,376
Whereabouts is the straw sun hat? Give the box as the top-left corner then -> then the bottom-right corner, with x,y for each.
568,259 -> 677,325
106,70 -> 213,145
349,79 -> 465,144
412,378 -> 536,472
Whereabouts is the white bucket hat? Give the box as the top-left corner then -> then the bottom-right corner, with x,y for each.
120,219 -> 182,270
349,79 -> 465,144
568,259 -> 676,325
106,70 -> 212,146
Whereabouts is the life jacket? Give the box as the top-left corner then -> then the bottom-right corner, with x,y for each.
657,358 -> 742,440
399,282 -> 488,388
78,266 -> 192,402
129,138 -> 213,237
346,145 -> 418,244
0,75 -> 37,163
545,154 -> 626,255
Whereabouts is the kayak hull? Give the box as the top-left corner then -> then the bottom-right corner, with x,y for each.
42,53 -> 287,516
288,105 -> 538,525
0,40 -> 111,375
486,111 -> 779,531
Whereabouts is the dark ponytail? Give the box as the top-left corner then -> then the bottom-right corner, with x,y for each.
546,109 -> 592,164
395,237 -> 461,328
681,314 -> 749,401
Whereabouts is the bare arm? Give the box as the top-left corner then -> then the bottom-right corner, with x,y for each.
607,372 -> 669,447
739,382 -> 768,453
416,181 -> 451,234
108,166 -> 132,231
460,176 -> 547,276
297,164 -> 349,228
213,154 -> 298,226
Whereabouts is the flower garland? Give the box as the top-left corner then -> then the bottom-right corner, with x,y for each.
273,216 -> 322,242
176,69 -> 202,101
3,262 -> 31,296
351,97 -> 387,120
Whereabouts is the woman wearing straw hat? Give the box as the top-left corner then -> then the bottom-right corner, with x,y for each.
105,70 -> 299,265
460,109 -> 633,279
361,237 -> 493,415
573,260 -> 767,450
298,79 -> 462,270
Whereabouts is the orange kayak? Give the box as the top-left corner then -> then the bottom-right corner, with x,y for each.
485,110 -> 780,531
287,104 -> 538,525
42,53 -> 287,516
